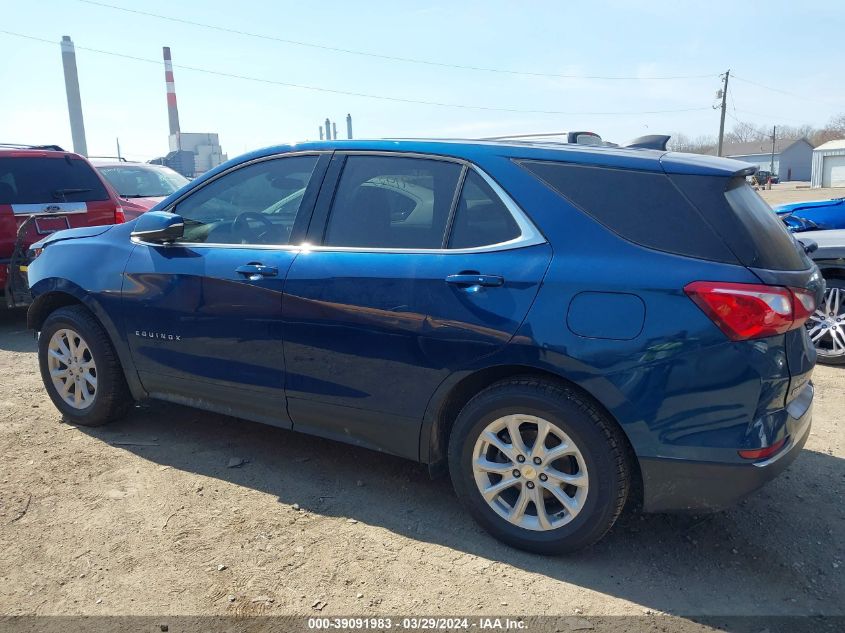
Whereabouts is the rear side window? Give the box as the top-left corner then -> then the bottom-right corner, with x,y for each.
449,171 -> 520,249
0,157 -> 109,204
519,160 -> 738,263
670,174 -> 810,271
324,155 -> 462,249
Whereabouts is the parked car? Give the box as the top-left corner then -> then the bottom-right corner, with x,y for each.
92,160 -> 189,219
793,229 -> 845,365
0,144 -> 125,308
776,196 -> 845,232
25,140 -> 821,553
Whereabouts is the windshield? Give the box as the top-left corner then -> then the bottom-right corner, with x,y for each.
97,165 -> 189,198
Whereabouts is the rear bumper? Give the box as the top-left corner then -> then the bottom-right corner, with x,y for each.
639,386 -> 813,513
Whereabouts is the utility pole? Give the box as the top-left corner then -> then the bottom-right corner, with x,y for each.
716,69 -> 730,157
116,137 -> 122,161
770,125 -> 776,174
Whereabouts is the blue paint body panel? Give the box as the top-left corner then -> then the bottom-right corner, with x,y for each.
26,138 -> 819,513
776,197 -> 845,232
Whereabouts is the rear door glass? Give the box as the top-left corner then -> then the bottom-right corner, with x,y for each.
449,171 -> 521,249
323,155 -> 462,249
0,157 -> 109,204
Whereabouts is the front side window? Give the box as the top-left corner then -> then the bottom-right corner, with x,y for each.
173,155 -> 318,245
449,171 -> 521,249
324,155 -> 462,249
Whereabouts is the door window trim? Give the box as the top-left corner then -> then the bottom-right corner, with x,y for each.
309,151 -> 545,254
138,150 -> 545,254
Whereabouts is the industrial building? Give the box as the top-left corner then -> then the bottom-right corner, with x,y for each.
156,46 -> 226,178
709,138 -> 814,181
811,139 -> 845,188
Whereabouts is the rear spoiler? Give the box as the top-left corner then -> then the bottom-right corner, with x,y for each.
623,135 -> 671,151
0,143 -> 65,151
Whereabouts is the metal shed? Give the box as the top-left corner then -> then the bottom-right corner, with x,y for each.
811,139 -> 845,188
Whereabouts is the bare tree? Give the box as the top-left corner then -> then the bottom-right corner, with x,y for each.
667,133 -> 717,154
725,121 -> 767,144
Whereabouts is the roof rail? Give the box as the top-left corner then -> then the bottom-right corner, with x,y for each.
88,155 -> 129,162
0,143 -> 66,151
623,135 -> 671,151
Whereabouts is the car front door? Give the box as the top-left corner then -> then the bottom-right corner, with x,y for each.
281,153 -> 552,457
122,152 -> 329,427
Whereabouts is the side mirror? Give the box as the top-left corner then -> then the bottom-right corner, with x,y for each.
131,211 -> 184,244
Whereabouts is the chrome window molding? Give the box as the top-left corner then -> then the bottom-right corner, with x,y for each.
142,150 -> 546,254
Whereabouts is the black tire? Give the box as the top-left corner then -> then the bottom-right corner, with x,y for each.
448,377 -> 630,554
814,278 -> 845,366
38,305 -> 132,426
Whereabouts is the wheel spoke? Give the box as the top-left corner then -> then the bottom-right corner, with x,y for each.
482,431 -> 516,462
531,487 -> 552,530
545,466 -> 588,487
46,328 -> 98,410
474,456 -> 513,474
541,481 -> 580,516
481,476 -> 519,502
505,417 -> 529,456
83,372 -> 97,388
544,443 -> 578,462
508,485 -> 530,523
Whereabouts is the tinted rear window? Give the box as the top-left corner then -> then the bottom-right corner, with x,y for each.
0,156 -> 109,204
519,160 -> 738,263
670,174 -> 810,271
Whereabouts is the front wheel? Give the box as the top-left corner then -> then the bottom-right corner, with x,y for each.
38,305 -> 131,426
448,378 -> 630,554
807,279 -> 845,366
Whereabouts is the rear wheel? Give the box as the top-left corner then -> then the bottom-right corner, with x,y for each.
448,377 -> 630,554
807,279 -> 845,366
38,306 -> 131,425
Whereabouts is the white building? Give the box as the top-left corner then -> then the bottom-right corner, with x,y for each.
811,139 -> 845,188
168,132 -> 227,176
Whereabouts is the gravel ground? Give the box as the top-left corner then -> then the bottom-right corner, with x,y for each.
0,306 -> 842,622
1,187 -> 844,623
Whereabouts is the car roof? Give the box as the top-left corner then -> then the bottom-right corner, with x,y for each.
0,148 -> 88,160
222,138 -> 752,178
90,160 -> 165,168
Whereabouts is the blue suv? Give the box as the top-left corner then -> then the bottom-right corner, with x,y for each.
25,140 -> 822,553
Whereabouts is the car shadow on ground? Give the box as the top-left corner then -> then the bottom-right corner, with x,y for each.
73,400 -> 845,620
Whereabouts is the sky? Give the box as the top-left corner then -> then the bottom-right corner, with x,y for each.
1,0 -> 843,161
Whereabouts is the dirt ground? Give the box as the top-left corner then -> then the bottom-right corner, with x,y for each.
759,183 -> 845,206
1,189 -> 843,623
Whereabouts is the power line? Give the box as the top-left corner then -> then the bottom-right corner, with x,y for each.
74,0 -> 719,81
731,74 -> 827,104
0,30 -> 714,117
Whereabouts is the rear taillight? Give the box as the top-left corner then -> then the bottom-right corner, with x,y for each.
114,206 -> 126,224
684,281 -> 817,341
738,436 -> 788,460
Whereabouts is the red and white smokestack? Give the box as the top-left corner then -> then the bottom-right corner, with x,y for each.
163,46 -> 181,137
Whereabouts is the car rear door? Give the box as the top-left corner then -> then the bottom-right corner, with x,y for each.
281,152 -> 552,458
122,152 -> 330,427
0,152 -> 117,293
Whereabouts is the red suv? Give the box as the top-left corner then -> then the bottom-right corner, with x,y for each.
0,145 -> 125,307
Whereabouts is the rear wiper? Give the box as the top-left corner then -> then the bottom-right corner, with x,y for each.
121,193 -> 166,198
52,188 -> 92,200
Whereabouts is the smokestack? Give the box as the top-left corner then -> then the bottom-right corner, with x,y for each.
325,118 -> 331,141
346,113 -> 353,140
60,36 -> 87,156
319,126 -> 324,141
332,122 -> 337,140
163,47 -> 181,138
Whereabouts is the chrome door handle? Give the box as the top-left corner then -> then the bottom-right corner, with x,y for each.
445,273 -> 504,287
236,264 -> 278,278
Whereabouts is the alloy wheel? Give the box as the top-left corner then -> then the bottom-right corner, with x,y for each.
806,286 -> 845,359
472,414 -> 589,531
46,328 -> 98,409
